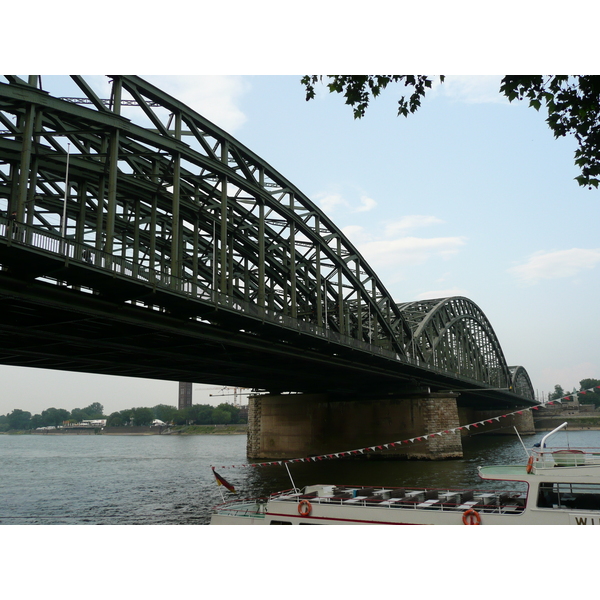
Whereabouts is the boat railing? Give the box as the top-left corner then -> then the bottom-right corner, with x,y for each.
212,498 -> 267,518
531,447 -> 600,469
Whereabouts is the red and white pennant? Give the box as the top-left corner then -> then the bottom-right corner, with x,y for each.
211,386 -> 600,470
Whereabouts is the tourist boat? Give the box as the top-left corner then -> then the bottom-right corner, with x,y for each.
210,423 -> 600,525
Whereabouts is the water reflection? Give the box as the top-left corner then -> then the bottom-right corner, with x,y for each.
240,430 -> 600,501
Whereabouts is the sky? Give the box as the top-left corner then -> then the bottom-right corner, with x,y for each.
1,73 -> 598,416
2,3 -> 599,418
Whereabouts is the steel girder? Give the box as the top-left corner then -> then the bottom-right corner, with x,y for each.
0,75 -> 413,358
397,297 -> 535,399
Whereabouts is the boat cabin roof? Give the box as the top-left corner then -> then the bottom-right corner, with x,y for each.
478,465 -> 529,481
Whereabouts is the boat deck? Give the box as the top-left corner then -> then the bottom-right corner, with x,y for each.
270,484 -> 527,516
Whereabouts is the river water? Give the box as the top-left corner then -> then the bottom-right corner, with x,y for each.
1,428 -> 599,525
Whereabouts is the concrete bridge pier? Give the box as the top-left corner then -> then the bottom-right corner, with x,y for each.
247,391 -> 464,461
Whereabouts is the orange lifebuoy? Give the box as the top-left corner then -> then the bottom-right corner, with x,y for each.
526,456 -> 534,474
462,509 -> 481,525
298,499 -> 312,517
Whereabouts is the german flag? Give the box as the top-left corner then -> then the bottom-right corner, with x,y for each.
212,468 -> 236,493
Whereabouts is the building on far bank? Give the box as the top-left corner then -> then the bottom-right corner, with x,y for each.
178,382 -> 193,410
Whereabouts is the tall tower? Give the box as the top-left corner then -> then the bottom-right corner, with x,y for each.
178,382 -> 193,410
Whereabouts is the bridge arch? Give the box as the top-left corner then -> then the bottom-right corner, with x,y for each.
509,366 -> 535,400
0,76 -> 536,403
397,297 -> 534,398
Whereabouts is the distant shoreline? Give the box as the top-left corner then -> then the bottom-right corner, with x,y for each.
2,424 -> 248,436
4,421 -> 600,436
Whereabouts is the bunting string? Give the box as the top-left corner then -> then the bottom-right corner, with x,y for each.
210,386 -> 600,470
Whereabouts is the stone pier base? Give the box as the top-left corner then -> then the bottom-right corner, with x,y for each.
247,392 -> 463,460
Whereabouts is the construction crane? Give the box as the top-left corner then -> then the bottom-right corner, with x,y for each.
195,386 -> 251,407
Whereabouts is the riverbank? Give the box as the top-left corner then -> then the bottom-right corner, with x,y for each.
533,415 -> 600,430
168,424 -> 247,435
2,424 -> 249,436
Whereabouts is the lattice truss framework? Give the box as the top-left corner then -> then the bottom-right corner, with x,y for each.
0,76 -> 412,354
0,75 -> 534,398
397,297 -> 533,398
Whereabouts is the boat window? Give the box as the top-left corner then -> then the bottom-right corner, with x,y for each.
269,520 -> 292,525
537,482 -> 600,511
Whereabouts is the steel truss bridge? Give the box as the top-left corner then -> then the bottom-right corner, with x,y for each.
0,75 -> 535,409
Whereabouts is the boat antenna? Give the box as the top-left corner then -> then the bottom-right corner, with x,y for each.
540,422 -> 568,449
513,426 -> 531,458
284,462 -> 299,493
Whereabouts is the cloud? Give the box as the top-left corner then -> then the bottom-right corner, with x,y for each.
314,191 -> 377,215
315,192 -> 348,214
432,75 -> 507,105
384,215 -> 443,237
508,248 -> 600,283
356,236 -> 466,268
341,225 -> 371,244
143,75 -> 249,133
354,195 -> 377,213
340,214 -> 465,270
414,287 -> 470,301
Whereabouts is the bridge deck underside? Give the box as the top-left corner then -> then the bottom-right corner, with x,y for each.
0,242 -> 533,409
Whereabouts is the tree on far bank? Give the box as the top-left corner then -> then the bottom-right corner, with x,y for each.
83,402 -> 104,418
40,407 -> 70,428
131,407 -> 154,426
579,378 -> 600,404
212,407 -> 231,424
152,404 -> 178,424
216,403 -> 243,424
7,409 -> 31,430
548,385 -> 565,401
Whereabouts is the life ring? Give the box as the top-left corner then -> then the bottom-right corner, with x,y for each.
462,509 -> 481,525
298,499 -> 312,517
526,456 -> 534,473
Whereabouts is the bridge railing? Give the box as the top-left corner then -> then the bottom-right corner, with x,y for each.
0,218 -> 519,393
0,218 -> 403,357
